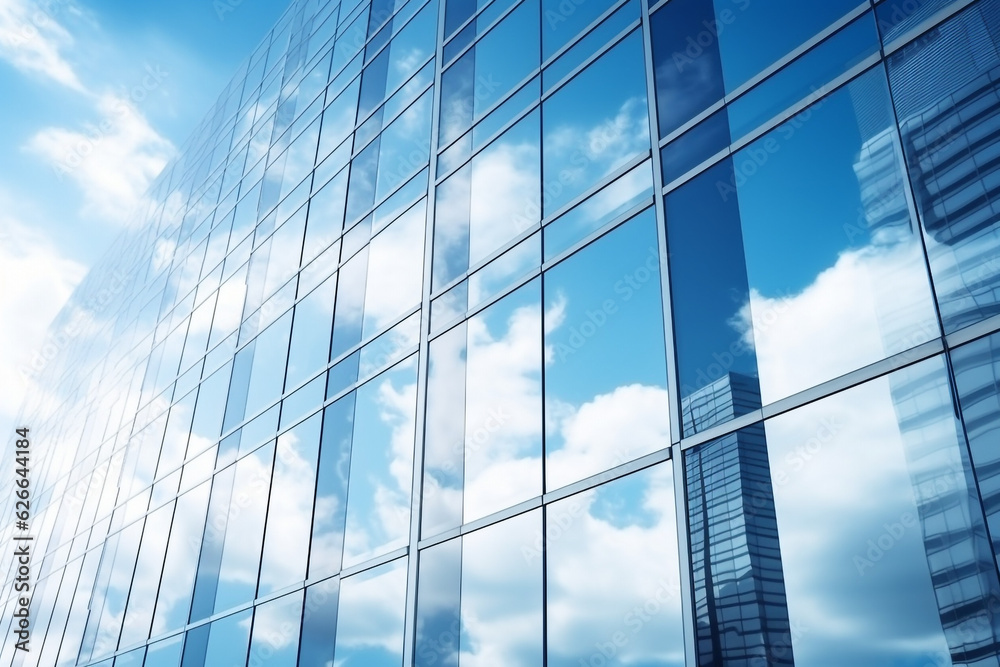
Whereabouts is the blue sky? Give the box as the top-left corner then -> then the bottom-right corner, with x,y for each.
0,0 -> 291,438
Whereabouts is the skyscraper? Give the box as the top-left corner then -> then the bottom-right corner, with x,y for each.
7,0 -> 1000,665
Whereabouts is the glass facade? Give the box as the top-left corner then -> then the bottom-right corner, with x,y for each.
6,0 -> 1000,665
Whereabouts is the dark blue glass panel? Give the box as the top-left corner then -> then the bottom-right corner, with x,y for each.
877,0 -> 961,43
886,0 -> 1000,333
727,12 -> 880,142
542,0 -> 617,60
660,107 -> 730,184
650,0 -> 725,138
715,0 -> 858,93
665,158 -> 759,436
359,49 -> 391,120
299,577 -> 341,664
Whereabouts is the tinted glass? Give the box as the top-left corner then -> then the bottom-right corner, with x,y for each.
544,210 -> 669,490
334,558 -> 408,666
342,356 -> 418,566
543,30 -> 649,215
886,0 -> 1000,333
546,463 -> 685,667
247,592 -> 303,667
310,394 -> 356,578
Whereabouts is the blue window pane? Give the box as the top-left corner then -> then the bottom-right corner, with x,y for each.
299,577 -> 341,664
310,395 -> 356,579
952,332 -> 1000,571
877,0 -> 962,43
760,357 -> 1000,664
334,558 -> 408,666
143,635 -> 183,667
715,0 -> 858,93
286,275 -> 336,389
342,356 -> 418,566
650,0 -> 725,137
152,482 -> 211,636
543,0 -> 641,93
727,12 -> 880,142
546,463 -> 684,667
543,30 -> 649,215
660,107 -> 730,184
247,592 -> 303,667
542,0 -> 618,60
732,68 -> 938,403
258,412 -> 321,595
413,538 -> 462,667
421,323 -> 467,536
665,159 -> 760,436
887,0 -> 1000,333
331,246 -> 369,359
543,209 -> 669,490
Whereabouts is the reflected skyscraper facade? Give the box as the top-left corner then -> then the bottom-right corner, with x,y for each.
9,0 -> 1000,666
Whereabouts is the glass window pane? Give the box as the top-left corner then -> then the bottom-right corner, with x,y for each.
331,246 -> 370,359
342,356 -> 418,566
244,311 -> 293,419
258,412 -> 322,595
414,538 -> 462,667
214,441 -> 275,613
887,0 -> 1000,333
247,592 -> 303,667
182,609 -> 252,667
460,510 -> 543,664
421,323 -> 467,536
650,0 -> 725,137
144,635 -> 184,667
716,0 -> 858,93
951,331 -> 1000,569
546,463 -> 684,666
542,0 -> 621,60
362,200 -> 426,337
334,558 -> 408,666
153,481 -> 211,636
286,274 -> 337,389
543,210 -> 669,490
543,30 -> 649,215
665,159 -> 760,436
299,577 -> 341,665
727,68 -> 938,404
310,394 -> 356,579
755,356 -> 1000,664
118,502 -> 174,648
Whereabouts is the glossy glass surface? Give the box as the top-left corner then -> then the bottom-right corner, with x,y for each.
546,463 -> 685,667
334,558 -> 408,666
886,0 -> 1000,333
756,356 -> 1000,665
543,30 -> 649,215
258,412 -> 322,595
342,356 -> 418,566
248,592 -> 304,667
544,210 -> 669,489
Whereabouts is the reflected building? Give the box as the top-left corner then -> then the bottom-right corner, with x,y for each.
683,374 -> 793,667
10,0 -> 1000,666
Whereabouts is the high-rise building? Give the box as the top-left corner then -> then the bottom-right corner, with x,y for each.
8,0 -> 1000,665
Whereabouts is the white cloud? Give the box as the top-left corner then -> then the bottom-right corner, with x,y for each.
0,215 -> 86,436
27,94 -> 175,227
0,0 -> 84,91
